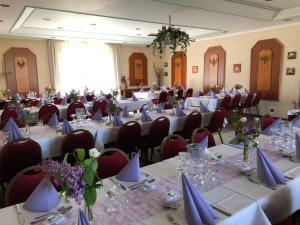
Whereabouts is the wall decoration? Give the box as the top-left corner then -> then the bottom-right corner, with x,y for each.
129,52 -> 148,86
233,64 -> 241,73
164,62 -> 168,67
192,66 -> 198,74
287,51 -> 297,59
250,38 -> 282,101
171,52 -> 187,87
286,67 -> 295,75
164,72 -> 168,76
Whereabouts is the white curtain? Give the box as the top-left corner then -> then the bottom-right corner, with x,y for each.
47,40 -> 119,94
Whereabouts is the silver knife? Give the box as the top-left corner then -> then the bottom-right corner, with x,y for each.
15,204 -> 25,225
210,204 -> 232,217
30,206 -> 72,224
109,177 -> 126,190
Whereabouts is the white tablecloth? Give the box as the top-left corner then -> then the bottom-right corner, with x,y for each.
287,108 -> 300,116
133,91 -> 160,100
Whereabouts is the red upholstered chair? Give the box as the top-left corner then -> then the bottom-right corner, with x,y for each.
220,95 -> 231,115
105,93 -> 112,100
158,91 -> 168,104
53,97 -> 63,105
115,121 -> 141,156
288,115 -> 297,121
261,115 -> 274,130
168,90 -> 174,96
181,111 -> 202,140
177,89 -> 184,99
97,148 -> 129,179
1,107 -> 18,121
86,94 -> 95,102
61,129 -> 95,164
39,104 -> 59,124
137,116 -> 170,162
27,99 -> 39,107
206,107 -> 226,143
184,88 -> 193,99
0,118 -> 24,129
92,100 -> 107,117
0,138 -> 42,184
191,128 -> 216,148
163,102 -> 173,110
251,92 -> 262,115
230,94 -> 241,113
239,93 -> 254,114
160,135 -> 187,160
67,102 -> 85,121
0,100 -> 8,110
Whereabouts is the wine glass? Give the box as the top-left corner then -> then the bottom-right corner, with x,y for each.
104,182 -> 120,215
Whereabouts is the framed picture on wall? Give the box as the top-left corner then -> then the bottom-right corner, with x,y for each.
233,64 -> 241,73
286,67 -> 295,75
192,66 -> 198,74
287,51 -> 297,59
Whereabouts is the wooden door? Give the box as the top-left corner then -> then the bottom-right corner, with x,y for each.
4,48 -> 39,94
171,52 -> 187,88
129,53 -> 148,86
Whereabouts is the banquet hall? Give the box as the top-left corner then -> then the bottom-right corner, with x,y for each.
0,0 -> 299,225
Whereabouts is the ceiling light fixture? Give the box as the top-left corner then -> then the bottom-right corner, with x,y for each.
57,26 -> 63,29
135,28 -> 141,30
136,34 -> 142,36
0,3 -> 10,7
223,31 -> 228,33
90,23 -> 96,26
42,18 -> 51,21
284,18 -> 292,22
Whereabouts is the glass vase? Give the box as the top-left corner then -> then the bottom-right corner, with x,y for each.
84,202 -> 94,224
241,143 -> 251,171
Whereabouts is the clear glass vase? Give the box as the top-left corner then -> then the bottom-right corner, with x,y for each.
241,143 -> 251,171
84,202 -> 94,224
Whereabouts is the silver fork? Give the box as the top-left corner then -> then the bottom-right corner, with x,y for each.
166,213 -> 180,225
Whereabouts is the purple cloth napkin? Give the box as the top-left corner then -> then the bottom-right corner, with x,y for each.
194,91 -> 200,97
176,105 -> 186,117
116,154 -> 141,182
56,91 -> 61,98
206,91 -> 212,96
244,88 -> 249,94
256,148 -> 286,188
122,106 -> 129,118
3,118 -> 23,141
180,101 -> 185,110
91,110 -> 102,121
199,136 -> 208,148
296,134 -> 300,161
62,96 -> 67,105
182,174 -> 217,225
261,118 -> 281,136
81,96 -> 87,104
139,88 -> 144,92
156,104 -> 163,113
291,117 -> 300,128
62,119 -> 74,135
199,101 -> 209,113
132,94 -> 139,101
47,113 -> 59,127
24,177 -> 60,212
229,88 -> 233,94
2,118 -> 19,132
113,113 -> 123,127
78,209 -> 90,225
141,111 -> 152,122
211,93 -> 218,99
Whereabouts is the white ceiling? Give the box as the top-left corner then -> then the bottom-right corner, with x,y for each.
0,0 -> 300,44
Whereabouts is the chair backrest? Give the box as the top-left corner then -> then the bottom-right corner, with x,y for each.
92,100 -> 107,117
163,102 -> 173,110
0,100 -> 8,110
116,121 -> 141,154
1,107 -> 18,121
230,94 -> 241,109
220,95 -> 231,112
0,138 -> 42,183
86,94 -> 95,102
251,92 -> 262,106
67,102 -> 85,121
185,88 -> 193,99
161,135 -> 187,160
191,128 -> 216,147
53,97 -> 63,105
158,91 -> 168,104
177,89 -> 184,99
27,99 -> 39,107
207,107 -> 226,133
182,111 -> 202,139
243,93 -> 254,108
261,115 -> 274,130
97,148 -> 129,179
39,104 -> 59,123
0,118 -> 24,130
61,129 -> 95,163
147,116 -> 170,147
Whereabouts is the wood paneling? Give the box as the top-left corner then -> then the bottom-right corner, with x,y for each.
204,46 -> 226,93
250,39 -> 282,101
4,48 -> 39,94
171,52 -> 187,88
129,53 -> 148,86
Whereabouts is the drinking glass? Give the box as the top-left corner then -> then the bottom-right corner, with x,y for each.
104,182 -> 120,215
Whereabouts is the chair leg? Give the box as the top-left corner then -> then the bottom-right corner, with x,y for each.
218,131 -> 223,144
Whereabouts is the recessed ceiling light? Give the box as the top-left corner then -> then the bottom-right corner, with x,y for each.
42,18 -> 51,21
265,0 -> 272,2
0,3 -> 10,7
57,26 -> 63,29
284,18 -> 292,22
223,30 -> 228,33
136,34 -> 142,36
49,37 -> 56,39
136,28 -> 141,30
90,23 -> 96,26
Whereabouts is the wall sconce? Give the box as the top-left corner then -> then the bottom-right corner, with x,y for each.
259,56 -> 269,64
17,60 -> 26,69
209,57 -> 218,67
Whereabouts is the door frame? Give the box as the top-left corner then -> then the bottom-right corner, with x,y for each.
171,52 -> 187,88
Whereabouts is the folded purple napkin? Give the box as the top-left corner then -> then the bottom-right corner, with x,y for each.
139,88 -> 144,92
81,95 -> 87,104
2,118 -> 19,132
182,174 -> 217,225
122,105 -> 129,118
199,101 -> 209,113
206,91 -> 212,96
211,93 -> 218,99
244,88 -> 249,94
180,100 -> 185,110
116,154 -> 141,182
199,136 -> 208,148
47,113 -> 59,127
62,96 -> 67,105
176,105 -> 186,117
291,117 -> 300,128
24,177 -> 60,212
91,110 -> 102,121
78,209 -> 90,225
141,111 -> 152,122
256,148 -> 286,188
3,118 -> 23,141
261,118 -> 281,136
132,94 -> 139,101
156,103 -> 163,113
296,134 -> 300,161
194,91 -> 200,97
62,119 -> 74,135
149,88 -> 154,93
56,91 -> 61,98
229,88 -> 233,94
113,113 -> 123,127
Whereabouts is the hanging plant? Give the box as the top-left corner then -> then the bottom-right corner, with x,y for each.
147,25 -> 195,56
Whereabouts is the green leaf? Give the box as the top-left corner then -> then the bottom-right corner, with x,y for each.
83,166 -> 95,185
63,153 -> 69,162
84,159 -> 98,172
84,188 -> 97,206
75,148 -> 85,162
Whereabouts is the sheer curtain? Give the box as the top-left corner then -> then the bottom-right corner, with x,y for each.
48,40 -> 119,94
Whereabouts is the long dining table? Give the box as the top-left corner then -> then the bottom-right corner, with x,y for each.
1,134 -> 300,225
